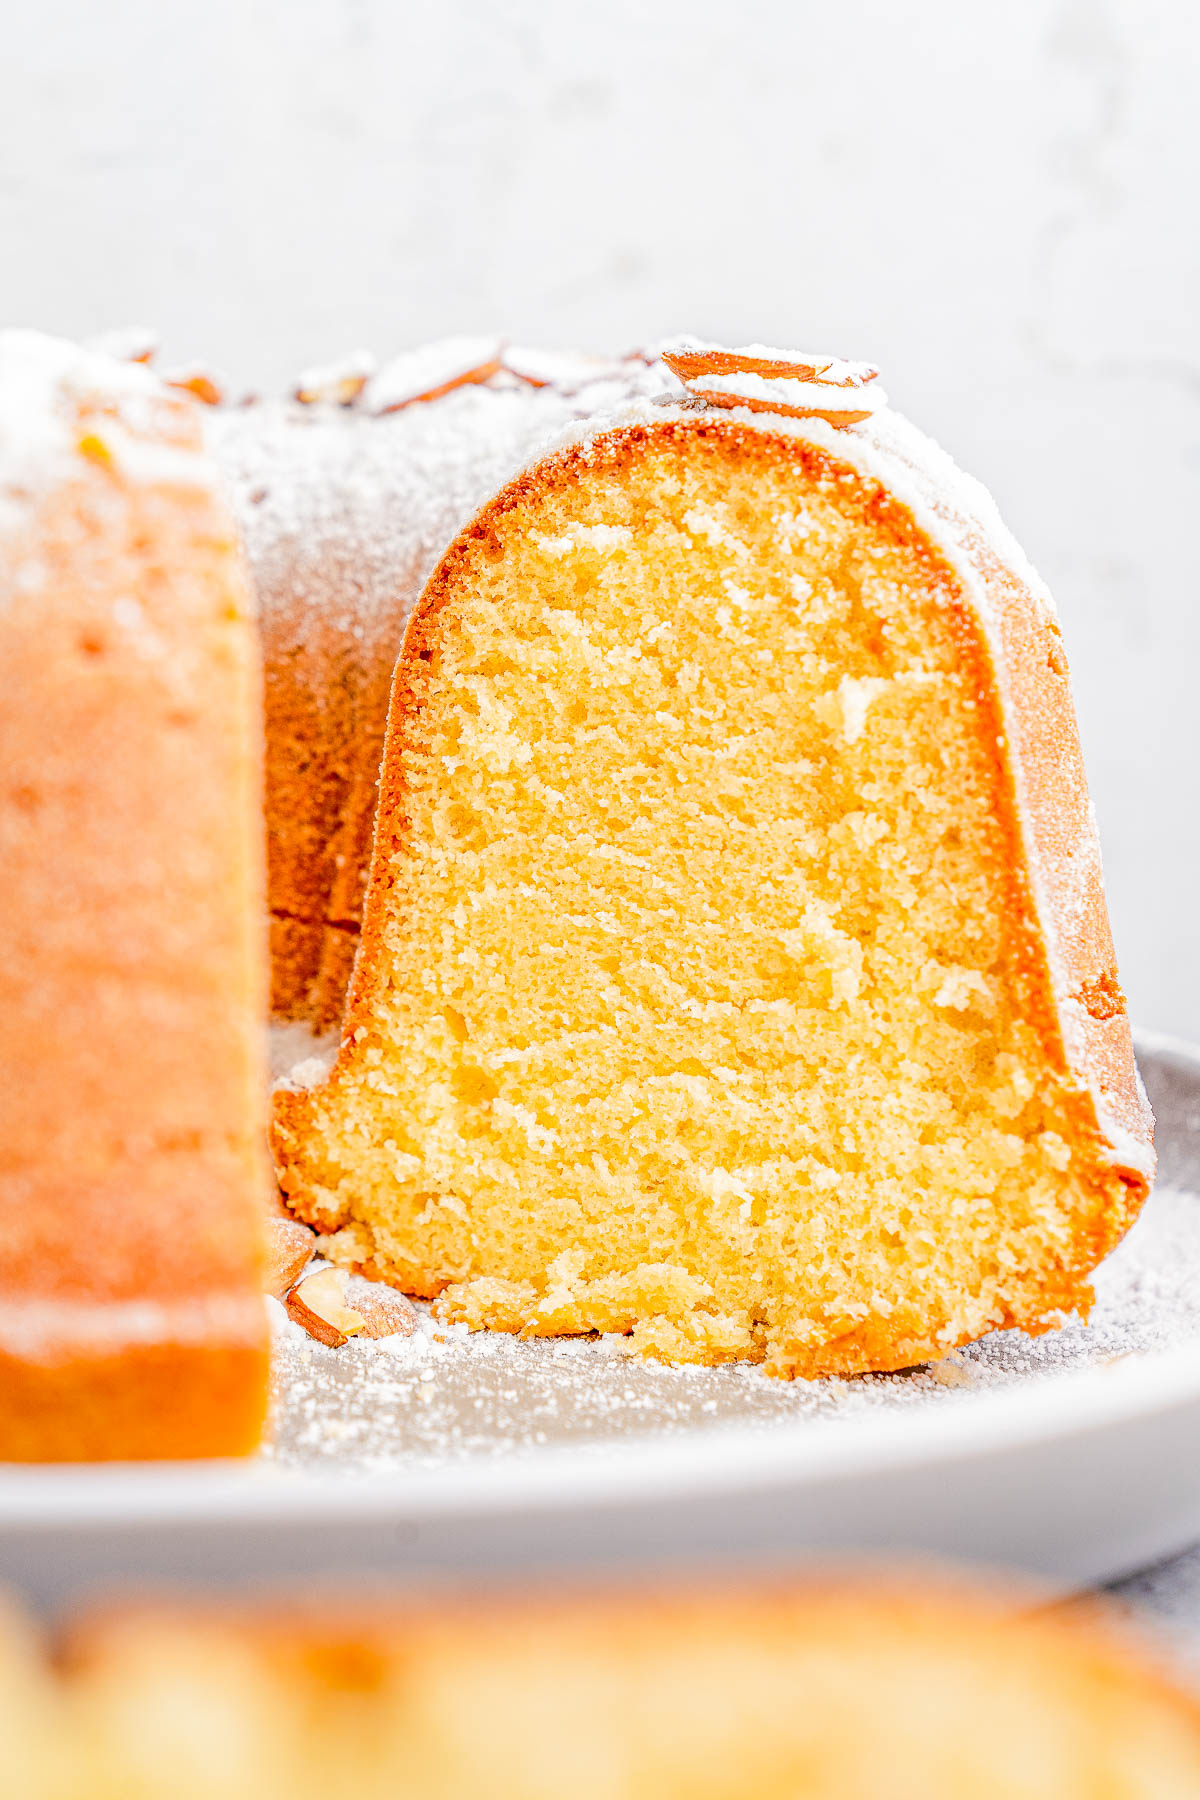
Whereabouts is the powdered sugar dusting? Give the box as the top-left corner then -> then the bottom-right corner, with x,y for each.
363,336 -> 504,414
269,1023 -> 339,1086
684,370 -> 889,416
211,348 -> 679,657
263,1177 -> 1200,1475
503,346 -> 633,392
211,383 -> 588,643
0,329 -> 208,535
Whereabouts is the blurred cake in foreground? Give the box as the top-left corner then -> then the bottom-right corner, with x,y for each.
265,337 -> 1153,1378
5,1577 -> 1200,1796
0,331 -> 270,1461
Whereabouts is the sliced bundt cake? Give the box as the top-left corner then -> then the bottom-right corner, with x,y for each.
271,340 -> 1152,1379
0,331 -> 270,1459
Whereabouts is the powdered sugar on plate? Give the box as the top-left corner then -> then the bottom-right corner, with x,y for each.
263,1175 -> 1200,1477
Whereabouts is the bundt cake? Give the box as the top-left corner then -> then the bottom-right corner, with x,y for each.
0,330 -> 271,1461
264,338 -> 1154,1379
0,325 -> 1154,1443
6,1577 -> 1200,1796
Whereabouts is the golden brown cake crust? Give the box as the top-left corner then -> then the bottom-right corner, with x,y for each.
0,337 -> 271,1461
274,396 -> 1152,1379
867,413 -> 1152,1178
0,1336 -> 267,1462
256,542 -> 407,1025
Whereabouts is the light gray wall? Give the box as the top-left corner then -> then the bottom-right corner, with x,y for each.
4,0 -> 1196,1036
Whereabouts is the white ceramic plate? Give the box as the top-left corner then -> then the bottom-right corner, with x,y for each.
4,1032 -> 1200,1613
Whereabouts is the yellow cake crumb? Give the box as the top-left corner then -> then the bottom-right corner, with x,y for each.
273,423 -> 1142,1378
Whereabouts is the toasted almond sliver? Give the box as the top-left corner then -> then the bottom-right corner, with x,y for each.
264,1216 -> 318,1299
658,339 -> 885,430
661,339 -> 879,390
285,1267 -> 366,1348
342,1273 -> 419,1339
687,384 -> 876,426
293,350 -> 376,407
365,335 -> 504,415
162,365 -> 225,406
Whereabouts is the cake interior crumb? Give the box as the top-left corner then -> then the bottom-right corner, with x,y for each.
277,431 -> 1125,1376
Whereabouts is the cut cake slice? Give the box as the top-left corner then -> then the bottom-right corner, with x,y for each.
268,342 -> 1153,1378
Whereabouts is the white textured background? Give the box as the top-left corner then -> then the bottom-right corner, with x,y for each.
3,0 -> 1197,1036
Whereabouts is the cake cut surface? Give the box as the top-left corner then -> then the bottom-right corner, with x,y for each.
0,331 -> 271,1460
273,371 -> 1151,1379
9,1578 -> 1200,1797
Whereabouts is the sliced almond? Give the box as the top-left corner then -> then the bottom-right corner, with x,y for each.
285,1266 -> 365,1348
162,364 -> 225,406
293,350 -> 376,407
264,1216 -> 318,1299
364,335 -> 503,415
342,1273 -> 419,1340
660,339 -> 884,429
661,338 -> 878,389
502,346 -> 627,393
687,383 -> 878,424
